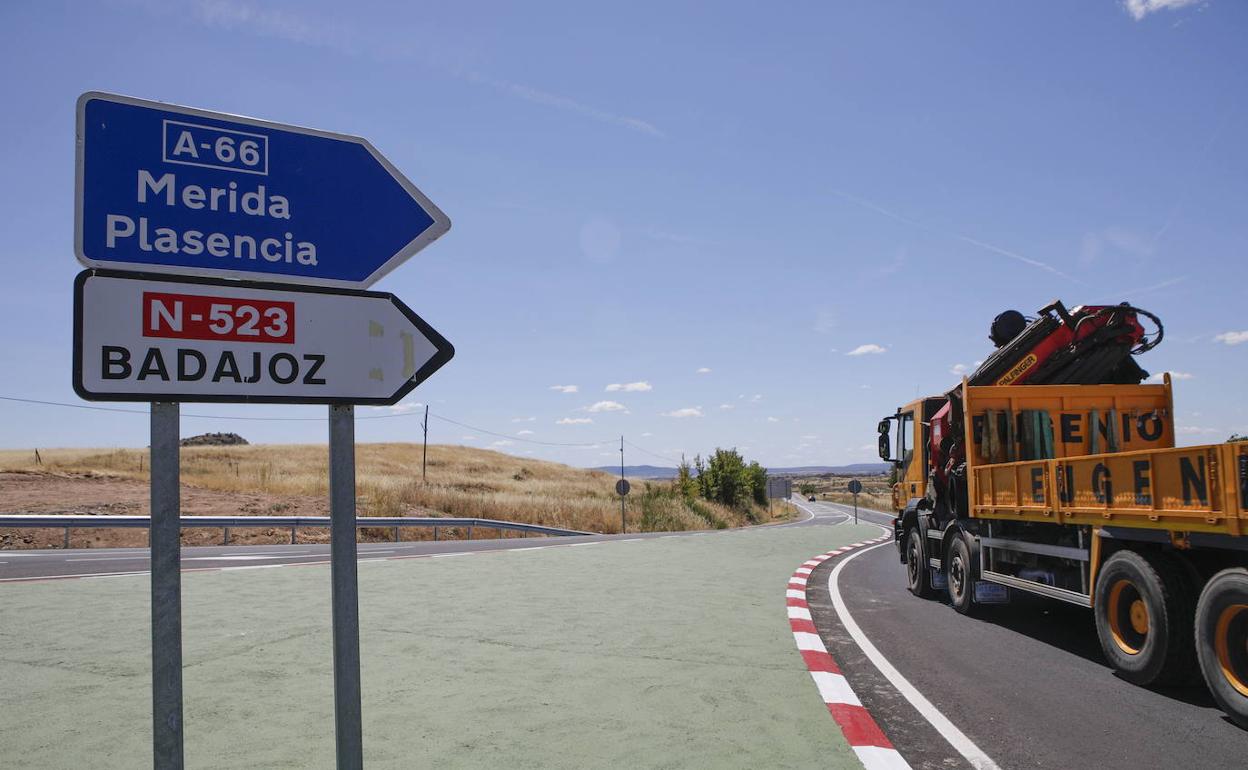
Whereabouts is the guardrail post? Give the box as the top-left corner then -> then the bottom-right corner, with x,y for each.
150,401 -> 184,769
433,526 -> 438,541
393,526 -> 399,543
63,527 -> 70,549
467,526 -> 473,541
223,527 -> 230,546
328,404 -> 363,769
291,526 -> 296,545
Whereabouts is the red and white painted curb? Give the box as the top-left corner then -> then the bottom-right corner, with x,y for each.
787,536 -> 910,770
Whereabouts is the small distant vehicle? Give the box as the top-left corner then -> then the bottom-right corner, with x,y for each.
807,495 -> 817,502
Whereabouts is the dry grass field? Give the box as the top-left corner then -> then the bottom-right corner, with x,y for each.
0,444 -> 794,548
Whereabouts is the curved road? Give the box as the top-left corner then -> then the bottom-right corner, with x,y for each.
801,499 -> 1247,769
0,503 -> 838,582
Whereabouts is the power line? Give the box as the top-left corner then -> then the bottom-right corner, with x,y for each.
0,394 -> 613,448
623,439 -> 682,466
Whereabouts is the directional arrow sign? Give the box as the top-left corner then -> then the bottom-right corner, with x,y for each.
73,271 -> 454,404
75,92 -> 450,289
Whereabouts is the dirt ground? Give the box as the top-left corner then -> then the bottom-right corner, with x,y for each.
0,471 -> 453,549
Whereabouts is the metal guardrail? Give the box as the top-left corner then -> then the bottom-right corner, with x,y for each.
0,514 -> 596,547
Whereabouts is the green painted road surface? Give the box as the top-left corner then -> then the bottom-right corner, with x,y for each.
1,522 -> 879,768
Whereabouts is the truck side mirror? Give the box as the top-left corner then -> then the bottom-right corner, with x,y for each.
878,433 -> 891,461
877,419 -> 891,435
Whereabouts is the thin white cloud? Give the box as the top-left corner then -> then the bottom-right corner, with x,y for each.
556,417 -> 593,425
1123,0 -> 1203,21
847,344 -> 887,356
511,416 -> 536,423
801,435 -> 819,440
516,430 -> 535,436
470,73 -> 663,137
549,384 -> 579,394
1147,371 -> 1194,382
1215,331 -> 1248,346
719,403 -> 735,410
605,381 -> 652,392
766,417 -> 780,423
831,189 -> 1078,282
641,432 -> 653,437
696,367 -> 712,374
1177,425 -> 1221,435
461,435 -> 477,441
585,400 -> 627,413
950,363 -> 972,376
750,394 -> 763,402
491,440 -> 515,447
661,407 -> 703,418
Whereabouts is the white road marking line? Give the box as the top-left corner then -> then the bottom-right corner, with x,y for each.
222,564 -> 284,571
568,542 -> 600,547
430,552 -> 473,558
66,556 -> 149,562
617,538 -> 643,542
827,533 -> 1000,770
0,570 -> 150,582
184,554 -> 319,562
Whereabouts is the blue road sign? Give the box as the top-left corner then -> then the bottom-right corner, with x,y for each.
75,92 -> 450,288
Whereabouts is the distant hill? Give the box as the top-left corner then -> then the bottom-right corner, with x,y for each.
592,462 -> 889,479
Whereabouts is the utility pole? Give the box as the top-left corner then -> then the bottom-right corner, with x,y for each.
619,436 -> 626,534
421,404 -> 429,482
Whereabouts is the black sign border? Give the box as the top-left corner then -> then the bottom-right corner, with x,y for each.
72,269 -> 454,406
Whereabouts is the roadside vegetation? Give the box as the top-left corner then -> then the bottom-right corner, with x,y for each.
638,448 -> 792,532
0,443 -> 793,546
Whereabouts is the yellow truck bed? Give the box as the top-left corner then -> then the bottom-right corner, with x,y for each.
962,380 -> 1248,536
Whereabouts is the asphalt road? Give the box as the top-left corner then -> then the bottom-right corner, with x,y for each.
801,499 -> 1248,770
0,502 -> 841,582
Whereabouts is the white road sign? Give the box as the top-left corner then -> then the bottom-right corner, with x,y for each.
73,270 -> 454,404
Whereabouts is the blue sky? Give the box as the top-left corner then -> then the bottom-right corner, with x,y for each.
1,0 -> 1245,468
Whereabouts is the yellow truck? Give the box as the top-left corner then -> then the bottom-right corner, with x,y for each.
880,373 -> 1248,728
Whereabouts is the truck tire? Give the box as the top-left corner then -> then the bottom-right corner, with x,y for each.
1093,550 -> 1197,686
1195,568 -> 1248,730
946,533 -> 978,616
905,529 -> 934,599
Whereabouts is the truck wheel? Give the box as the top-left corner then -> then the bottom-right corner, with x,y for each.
1195,569 -> 1248,730
905,529 -> 934,599
1093,550 -> 1196,686
946,534 -> 977,616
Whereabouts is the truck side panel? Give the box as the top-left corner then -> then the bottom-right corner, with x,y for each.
972,443 -> 1247,536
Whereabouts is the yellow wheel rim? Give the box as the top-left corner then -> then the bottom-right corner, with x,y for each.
1214,604 -> 1248,698
1108,579 -> 1148,655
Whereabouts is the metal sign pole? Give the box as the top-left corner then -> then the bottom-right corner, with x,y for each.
150,401 -> 184,769
853,493 -> 859,525
328,404 -> 363,769
619,436 -> 626,534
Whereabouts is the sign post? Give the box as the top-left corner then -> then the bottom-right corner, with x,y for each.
150,401 -> 183,769
847,479 -> 863,525
73,92 -> 454,769
328,405 -> 362,769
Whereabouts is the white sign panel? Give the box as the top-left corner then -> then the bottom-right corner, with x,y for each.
73,271 -> 454,404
